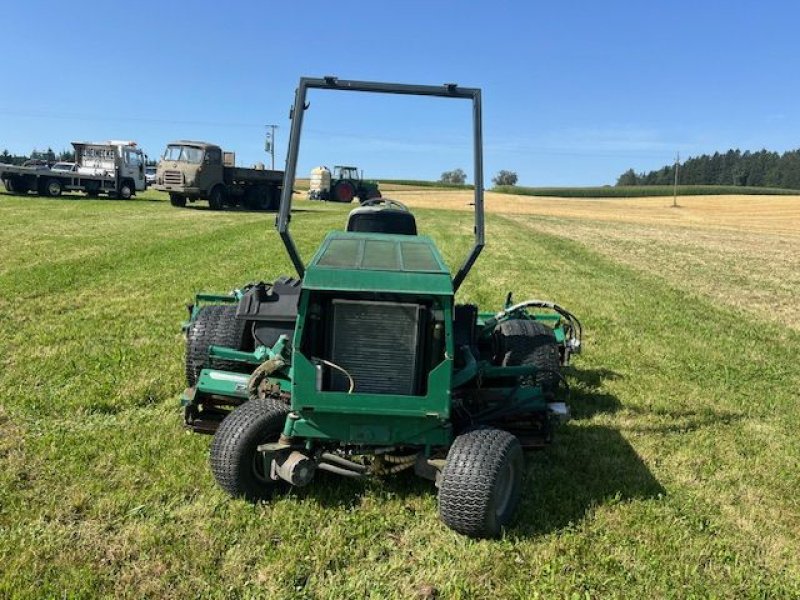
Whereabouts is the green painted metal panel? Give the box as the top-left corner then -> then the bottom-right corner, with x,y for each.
303,268 -> 453,295
290,352 -> 452,418
310,231 -> 449,272
285,412 -> 452,446
196,368 -> 250,399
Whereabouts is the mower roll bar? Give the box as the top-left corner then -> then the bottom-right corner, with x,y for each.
276,76 -> 485,292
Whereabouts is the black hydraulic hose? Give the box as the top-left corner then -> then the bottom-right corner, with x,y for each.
318,462 -> 364,479
320,452 -> 368,473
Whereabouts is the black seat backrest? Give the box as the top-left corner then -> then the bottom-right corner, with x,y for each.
346,207 -> 417,235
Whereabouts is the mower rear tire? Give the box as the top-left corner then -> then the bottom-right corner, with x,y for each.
438,428 -> 524,538
493,319 -> 560,395
210,398 -> 291,501
185,304 -> 248,387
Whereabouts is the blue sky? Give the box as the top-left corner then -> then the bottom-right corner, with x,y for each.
1,1 -> 798,185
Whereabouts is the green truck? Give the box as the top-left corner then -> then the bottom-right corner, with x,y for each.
154,140 -> 283,210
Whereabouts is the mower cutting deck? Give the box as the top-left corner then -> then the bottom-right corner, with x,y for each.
180,77 -> 582,538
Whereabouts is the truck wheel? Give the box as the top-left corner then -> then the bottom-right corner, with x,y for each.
3,178 -> 14,193
210,398 -> 291,501
208,186 -> 225,210
170,193 -> 187,207
185,304 -> 248,387
438,428 -> 524,538
332,181 -> 356,203
45,179 -> 62,197
119,182 -> 133,200
492,319 -> 561,395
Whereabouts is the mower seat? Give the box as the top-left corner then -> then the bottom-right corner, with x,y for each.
346,199 -> 417,236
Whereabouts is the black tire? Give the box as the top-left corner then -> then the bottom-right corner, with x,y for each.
44,178 -> 62,197
208,185 -> 225,210
170,193 -> 187,207
210,398 -> 290,501
3,178 -> 14,193
119,182 -> 133,200
332,181 -> 356,203
243,185 -> 275,211
493,319 -> 560,394
438,428 -> 524,538
185,304 -> 248,387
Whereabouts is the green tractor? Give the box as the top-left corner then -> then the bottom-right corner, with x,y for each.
310,165 -> 382,203
181,77 -> 582,538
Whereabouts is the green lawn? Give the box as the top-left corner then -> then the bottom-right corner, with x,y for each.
1,190 -> 798,598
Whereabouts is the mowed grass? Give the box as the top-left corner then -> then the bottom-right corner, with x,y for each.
1,189 -> 799,598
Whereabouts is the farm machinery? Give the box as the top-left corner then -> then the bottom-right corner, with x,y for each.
180,77 -> 582,537
308,165 -> 382,202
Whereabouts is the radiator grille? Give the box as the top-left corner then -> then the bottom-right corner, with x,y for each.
163,170 -> 183,185
329,300 -> 422,395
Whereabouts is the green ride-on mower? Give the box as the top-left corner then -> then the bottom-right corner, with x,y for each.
180,77 -> 582,538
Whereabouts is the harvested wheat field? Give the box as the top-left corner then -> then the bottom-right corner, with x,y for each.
394,190 -> 800,234
393,191 -> 800,330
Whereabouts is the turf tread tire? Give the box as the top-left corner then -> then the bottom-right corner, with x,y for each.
493,319 -> 560,394
184,305 -> 247,387
210,398 -> 290,501
438,428 -> 524,538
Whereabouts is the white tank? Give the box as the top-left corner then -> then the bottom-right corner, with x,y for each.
309,166 -> 331,199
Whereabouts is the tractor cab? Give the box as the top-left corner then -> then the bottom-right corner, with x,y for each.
334,165 -> 359,180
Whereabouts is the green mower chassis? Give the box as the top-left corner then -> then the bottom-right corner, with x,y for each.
178,77 -> 582,538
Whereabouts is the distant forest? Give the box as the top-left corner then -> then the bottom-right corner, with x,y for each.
617,148 -> 800,190
1,148 -> 75,166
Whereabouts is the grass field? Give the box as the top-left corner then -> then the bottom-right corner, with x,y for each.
1,188 -> 799,598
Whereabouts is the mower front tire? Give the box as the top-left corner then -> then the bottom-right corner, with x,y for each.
438,428 -> 524,538
210,398 -> 290,501
185,304 -> 248,387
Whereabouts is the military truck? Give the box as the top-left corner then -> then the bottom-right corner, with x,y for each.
1,140 -> 146,198
308,165 -> 381,202
154,141 -> 283,210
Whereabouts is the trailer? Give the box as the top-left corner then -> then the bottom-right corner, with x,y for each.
0,141 -> 146,199
154,141 -> 284,210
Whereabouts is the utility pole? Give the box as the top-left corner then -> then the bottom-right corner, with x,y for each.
672,151 -> 680,208
265,124 -> 278,170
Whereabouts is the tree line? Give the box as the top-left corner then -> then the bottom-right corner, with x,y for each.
440,169 -> 518,186
1,147 -> 75,165
617,148 -> 800,190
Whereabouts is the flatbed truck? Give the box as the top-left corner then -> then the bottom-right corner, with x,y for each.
0,141 -> 146,199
